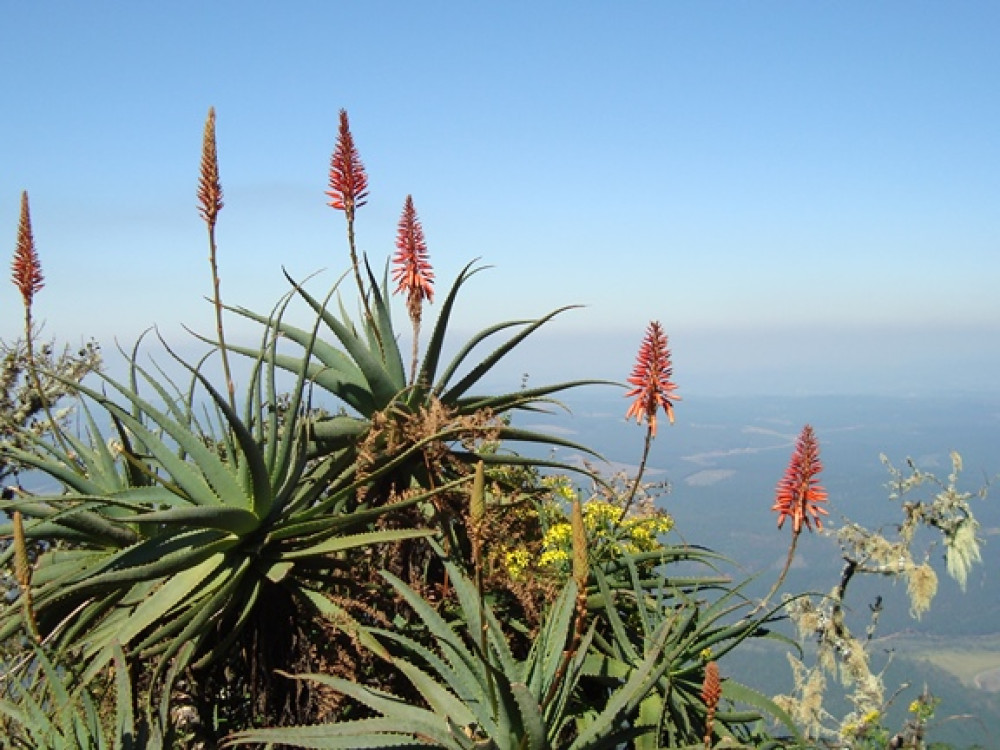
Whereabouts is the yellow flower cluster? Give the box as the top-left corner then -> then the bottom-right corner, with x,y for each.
539,494 -> 673,573
504,548 -> 533,579
498,474 -> 673,582
539,522 -> 572,568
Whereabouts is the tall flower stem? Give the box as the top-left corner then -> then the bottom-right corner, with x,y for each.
198,107 -> 236,413
468,461 -> 497,717
345,211 -> 374,328
701,660 -> 721,750
11,192 -> 71,458
12,510 -> 40,641
753,424 -> 827,616
410,320 -> 421,383
327,110 -> 377,338
621,321 -> 678,526
751,527 -> 801,617
621,424 -> 653,520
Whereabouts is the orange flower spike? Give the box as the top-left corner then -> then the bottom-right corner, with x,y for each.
392,195 -> 434,314
325,109 -> 369,216
624,321 -> 680,437
772,424 -> 829,533
701,660 -> 721,708
197,107 -> 224,228
12,192 -> 44,307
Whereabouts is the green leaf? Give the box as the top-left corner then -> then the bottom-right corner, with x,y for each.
224,715 -> 448,748
416,260 -> 485,390
392,658 -> 478,731
721,679 -> 805,745
85,551 -> 228,657
568,617 -> 675,750
129,505 -> 259,535
79,375 -> 243,506
280,528 -> 431,560
53,528 -> 234,602
284,271 -> 406,408
510,682 -> 546,750
301,589 -> 390,661
111,642 -> 136,750
440,305 -> 581,403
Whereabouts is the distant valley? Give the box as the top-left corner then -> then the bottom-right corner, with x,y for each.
514,390 -> 1000,746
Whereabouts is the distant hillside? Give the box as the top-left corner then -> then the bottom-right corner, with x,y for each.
514,391 -> 1000,743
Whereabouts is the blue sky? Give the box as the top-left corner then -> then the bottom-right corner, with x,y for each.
2,2 -> 998,396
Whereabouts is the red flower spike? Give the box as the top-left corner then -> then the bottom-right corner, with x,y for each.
325,109 -> 369,214
392,195 -> 434,314
772,424 -> 829,533
625,321 -> 679,437
12,192 -> 44,307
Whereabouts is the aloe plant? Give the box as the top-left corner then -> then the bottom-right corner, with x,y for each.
0,301 -> 443,726
197,262 -> 615,592
220,262 -> 610,482
583,551 -> 805,749
224,544 -> 679,749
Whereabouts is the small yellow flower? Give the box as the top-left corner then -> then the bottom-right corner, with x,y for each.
542,475 -> 577,502
539,547 -> 570,567
504,548 -> 532,580
861,709 -> 880,725
582,500 -> 618,531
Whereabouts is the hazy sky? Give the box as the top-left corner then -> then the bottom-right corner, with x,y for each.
2,2 -> 998,396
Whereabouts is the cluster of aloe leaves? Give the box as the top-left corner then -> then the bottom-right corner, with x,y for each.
224,540 -> 802,750
1,114 -> 803,749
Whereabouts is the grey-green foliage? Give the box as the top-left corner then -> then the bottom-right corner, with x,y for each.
0,299 -> 435,705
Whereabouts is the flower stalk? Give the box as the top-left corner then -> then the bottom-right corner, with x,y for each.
197,106 -> 236,412
12,509 -> 40,642
326,109 -> 376,333
467,460 -> 498,715
469,460 -> 486,583
542,496 -> 589,711
757,424 -> 828,613
622,321 -> 679,517
392,195 -> 434,382
10,191 -> 71,457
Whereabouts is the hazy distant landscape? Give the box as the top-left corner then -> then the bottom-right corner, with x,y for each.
515,390 -> 1000,746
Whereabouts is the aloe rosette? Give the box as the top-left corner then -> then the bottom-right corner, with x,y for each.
0,304 -> 438,700
218,261 -> 611,489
